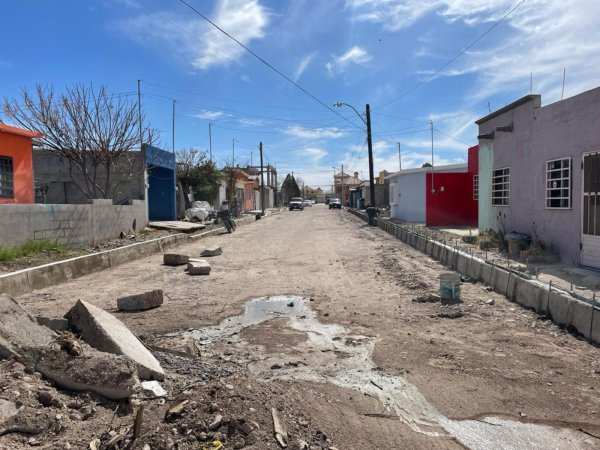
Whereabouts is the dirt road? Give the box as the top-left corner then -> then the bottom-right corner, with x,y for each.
10,205 -> 600,449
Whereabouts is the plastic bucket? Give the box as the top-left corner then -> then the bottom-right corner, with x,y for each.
439,272 -> 461,301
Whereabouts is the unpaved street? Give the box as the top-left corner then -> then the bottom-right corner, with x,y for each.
8,205 -> 600,449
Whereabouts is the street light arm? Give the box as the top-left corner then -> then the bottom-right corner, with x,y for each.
333,102 -> 367,125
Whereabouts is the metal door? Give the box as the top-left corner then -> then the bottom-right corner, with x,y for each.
582,151 -> 600,268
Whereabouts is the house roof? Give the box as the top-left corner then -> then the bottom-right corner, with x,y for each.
475,94 -> 540,125
384,163 -> 468,180
0,123 -> 43,138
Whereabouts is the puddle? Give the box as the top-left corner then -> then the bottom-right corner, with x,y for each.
183,296 -> 597,449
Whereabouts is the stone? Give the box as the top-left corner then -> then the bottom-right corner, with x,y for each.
0,399 -> 21,425
208,414 -> 223,431
65,300 -> 165,381
141,380 -> 167,398
485,299 -> 495,305
0,293 -> 56,367
187,259 -> 211,275
36,316 -> 69,332
35,346 -> 139,400
163,254 -> 189,266
201,246 -> 222,257
117,290 -> 164,312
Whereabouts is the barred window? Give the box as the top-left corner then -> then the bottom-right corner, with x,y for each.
473,175 -> 479,200
0,156 -> 14,198
492,168 -> 509,206
546,157 -> 571,209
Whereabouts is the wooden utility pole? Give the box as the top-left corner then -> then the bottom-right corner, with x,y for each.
172,100 -> 176,154
232,138 -> 235,164
366,104 -> 375,207
397,142 -> 401,171
341,164 -> 344,206
209,123 -> 212,162
260,142 -> 265,215
137,80 -> 146,202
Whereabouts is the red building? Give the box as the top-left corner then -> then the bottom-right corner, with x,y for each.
0,124 -> 43,204
425,145 -> 479,227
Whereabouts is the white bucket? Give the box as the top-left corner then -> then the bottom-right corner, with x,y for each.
439,272 -> 461,301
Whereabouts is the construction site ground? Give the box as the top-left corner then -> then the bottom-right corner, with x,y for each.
3,205 -> 600,449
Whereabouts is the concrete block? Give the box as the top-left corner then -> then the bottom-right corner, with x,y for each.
569,300 -> 592,338
479,263 -> 492,285
0,293 -> 56,366
141,380 -> 167,398
591,304 -> 600,344
492,268 -> 509,293
65,300 -> 165,381
201,246 -> 223,257
117,289 -> 164,311
547,291 -> 571,326
513,278 -> 543,311
188,259 -> 211,275
163,253 -> 189,266
36,316 -> 69,332
0,270 -> 31,297
27,263 -> 68,291
456,254 -> 469,274
36,347 -> 139,400
67,252 -> 111,279
468,258 -> 484,281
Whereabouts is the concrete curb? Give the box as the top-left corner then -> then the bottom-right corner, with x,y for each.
347,209 -> 599,345
0,213 -> 262,297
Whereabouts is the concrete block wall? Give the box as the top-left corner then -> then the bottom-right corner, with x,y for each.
0,199 -> 147,248
345,209 -> 599,345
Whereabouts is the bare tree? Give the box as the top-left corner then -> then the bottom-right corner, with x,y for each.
3,84 -> 159,199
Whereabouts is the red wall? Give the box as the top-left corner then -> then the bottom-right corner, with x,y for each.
426,173 -> 478,226
467,145 -> 478,174
0,132 -> 35,204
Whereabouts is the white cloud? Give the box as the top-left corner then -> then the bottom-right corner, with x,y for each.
193,110 -> 226,120
326,46 -> 371,76
302,147 -> 327,161
294,51 -> 317,81
239,118 -> 264,126
284,126 -> 348,139
113,0 -> 270,70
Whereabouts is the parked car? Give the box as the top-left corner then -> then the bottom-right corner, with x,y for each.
289,197 -> 304,210
303,199 -> 312,207
329,198 -> 342,209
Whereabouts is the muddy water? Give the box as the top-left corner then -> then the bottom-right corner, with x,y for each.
184,296 -> 597,449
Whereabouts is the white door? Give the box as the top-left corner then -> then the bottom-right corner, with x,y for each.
582,151 -> 600,268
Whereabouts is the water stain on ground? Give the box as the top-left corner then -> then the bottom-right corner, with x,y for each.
183,295 -> 598,450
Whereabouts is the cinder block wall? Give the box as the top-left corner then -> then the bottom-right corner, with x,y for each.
0,199 -> 147,248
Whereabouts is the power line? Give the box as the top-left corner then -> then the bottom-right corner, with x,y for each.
434,128 -> 473,146
376,0 -> 529,109
177,0 -> 363,130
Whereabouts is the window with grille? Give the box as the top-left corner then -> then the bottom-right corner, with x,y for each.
545,157 -> 571,209
491,168 -> 509,206
0,156 -> 14,198
473,175 -> 479,200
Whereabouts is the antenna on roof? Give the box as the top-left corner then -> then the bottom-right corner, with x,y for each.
561,68 -> 566,100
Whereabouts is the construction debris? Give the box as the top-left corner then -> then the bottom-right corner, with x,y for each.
412,293 -> 441,303
117,289 -> 164,311
163,253 -> 190,266
36,316 -> 69,332
65,300 -> 165,381
271,407 -> 288,448
141,380 -> 167,398
201,245 -> 223,257
188,259 -> 212,275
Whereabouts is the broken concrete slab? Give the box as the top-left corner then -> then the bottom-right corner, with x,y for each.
0,399 -> 21,425
188,259 -> 211,275
117,289 -> 164,312
201,245 -> 222,257
163,253 -> 189,266
141,380 -> 167,398
36,316 -> 69,332
36,347 -> 139,400
0,293 -> 56,366
65,300 -> 165,381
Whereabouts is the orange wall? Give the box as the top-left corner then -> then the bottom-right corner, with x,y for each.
0,132 -> 34,204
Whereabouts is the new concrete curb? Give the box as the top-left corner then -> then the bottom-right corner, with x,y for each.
0,213 -> 261,297
347,209 -> 599,345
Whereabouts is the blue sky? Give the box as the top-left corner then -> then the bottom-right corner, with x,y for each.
3,0 -> 600,190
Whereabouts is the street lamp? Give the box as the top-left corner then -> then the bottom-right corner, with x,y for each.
333,102 -> 375,207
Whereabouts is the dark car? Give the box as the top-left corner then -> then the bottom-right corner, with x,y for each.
289,197 -> 304,211
329,198 -> 342,209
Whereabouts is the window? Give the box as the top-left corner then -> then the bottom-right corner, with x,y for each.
546,157 -> 571,209
0,156 -> 14,198
492,168 -> 510,206
473,175 -> 479,200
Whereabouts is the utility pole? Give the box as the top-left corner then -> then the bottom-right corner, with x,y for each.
397,142 -> 401,171
251,152 -> 253,166
430,121 -> 434,192
232,138 -> 235,166
366,104 -> 375,207
172,100 -> 176,154
137,80 -> 145,202
209,123 -> 212,162
341,164 -> 344,207
259,142 -> 265,215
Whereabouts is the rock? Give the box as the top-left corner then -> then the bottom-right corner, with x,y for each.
37,390 -> 62,408
412,293 -> 441,303
65,300 -> 165,381
36,316 -> 69,332
35,346 -> 139,400
271,407 -> 288,448
201,246 -> 222,257
141,380 -> 167,398
0,399 -> 21,425
485,299 -> 495,305
187,259 -> 211,275
163,254 -> 189,266
290,440 -> 309,450
208,414 -> 223,431
117,290 -> 164,312
0,294 -> 56,366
